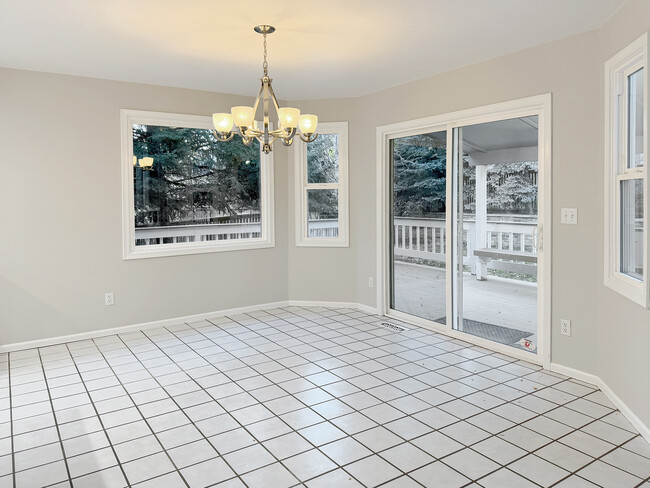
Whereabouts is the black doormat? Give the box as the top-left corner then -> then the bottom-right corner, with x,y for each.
435,317 -> 533,346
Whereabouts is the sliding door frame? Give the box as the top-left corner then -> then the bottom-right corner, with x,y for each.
376,94 -> 552,368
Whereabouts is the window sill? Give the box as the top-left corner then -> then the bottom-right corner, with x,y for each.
123,238 -> 275,260
604,272 -> 649,308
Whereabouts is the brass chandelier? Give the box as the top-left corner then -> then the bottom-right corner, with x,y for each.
212,25 -> 318,154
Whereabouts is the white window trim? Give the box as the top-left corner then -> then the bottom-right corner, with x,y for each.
604,34 -> 649,307
294,121 -> 349,247
120,109 -> 275,260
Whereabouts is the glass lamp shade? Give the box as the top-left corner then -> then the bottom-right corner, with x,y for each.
298,114 -> 318,134
231,106 -> 255,128
140,157 -> 154,169
213,113 -> 234,133
278,107 -> 300,129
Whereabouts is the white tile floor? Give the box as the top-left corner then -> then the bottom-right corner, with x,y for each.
1,306 -> 650,487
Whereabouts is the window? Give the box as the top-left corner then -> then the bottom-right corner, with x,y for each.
294,121 -> 349,247
605,34 -> 648,306
121,110 -> 274,259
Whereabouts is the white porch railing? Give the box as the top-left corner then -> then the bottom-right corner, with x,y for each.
308,219 -> 339,238
134,218 -> 340,245
135,222 -> 262,245
393,216 -> 538,276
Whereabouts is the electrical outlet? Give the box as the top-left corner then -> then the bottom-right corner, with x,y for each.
105,292 -> 114,306
561,208 -> 578,225
368,277 -> 374,288
560,319 -> 571,336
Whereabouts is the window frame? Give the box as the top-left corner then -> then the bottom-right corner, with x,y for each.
120,109 -> 275,260
294,121 -> 349,247
604,33 -> 649,307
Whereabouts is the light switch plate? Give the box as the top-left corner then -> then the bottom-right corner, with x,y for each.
561,208 -> 578,225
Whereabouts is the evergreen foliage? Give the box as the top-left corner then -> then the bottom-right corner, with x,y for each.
133,125 -> 260,227
392,134 -> 538,217
392,134 -> 447,217
306,134 -> 339,217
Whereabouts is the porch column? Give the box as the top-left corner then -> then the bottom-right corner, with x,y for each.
475,164 -> 488,280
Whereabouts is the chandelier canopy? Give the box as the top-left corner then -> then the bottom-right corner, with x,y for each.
212,25 -> 318,154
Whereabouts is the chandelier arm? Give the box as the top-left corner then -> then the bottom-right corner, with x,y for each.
211,130 -> 234,142
252,82 -> 264,125
299,133 -> 318,143
266,80 -> 281,115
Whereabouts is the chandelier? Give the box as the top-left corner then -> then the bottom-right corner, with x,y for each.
212,25 -> 318,154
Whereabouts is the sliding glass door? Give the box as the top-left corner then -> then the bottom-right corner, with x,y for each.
386,105 -> 546,358
390,130 -> 448,322
452,117 -> 539,352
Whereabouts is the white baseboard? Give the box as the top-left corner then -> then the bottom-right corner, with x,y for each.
552,362 -> 650,445
0,300 -> 379,353
0,300 -> 290,353
288,300 -> 378,315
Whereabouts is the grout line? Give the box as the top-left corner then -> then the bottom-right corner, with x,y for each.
61,342 -> 132,487
87,337 -> 192,488
7,354 -> 16,488
33,348 -> 73,485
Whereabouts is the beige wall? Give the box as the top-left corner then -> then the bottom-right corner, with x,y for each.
0,70 -> 290,345
596,0 -> 650,435
286,98 -> 361,304
1,0 -> 649,430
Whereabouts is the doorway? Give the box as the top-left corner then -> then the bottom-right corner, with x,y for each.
379,95 -> 551,366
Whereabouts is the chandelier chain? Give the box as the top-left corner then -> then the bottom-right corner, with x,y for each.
262,33 -> 268,77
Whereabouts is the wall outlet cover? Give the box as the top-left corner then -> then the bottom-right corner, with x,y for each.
560,318 -> 571,336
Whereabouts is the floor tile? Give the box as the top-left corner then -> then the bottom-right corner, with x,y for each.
299,421 -> 346,446
384,416 -> 432,440
560,430 -> 616,458
443,447 -> 499,480
72,466 -> 127,488
181,457 -> 236,487
320,436 -> 373,465
601,446 -> 650,479
472,436 -> 526,465
509,454 -> 569,487
263,432 -> 312,460
477,467 -> 539,488
122,452 -> 175,484
223,443 -> 275,474
576,459 -> 642,488
305,468 -> 364,487
167,439 -> 219,468
354,426 -> 404,452
14,460 -> 69,488
2,306 -> 648,488
535,441 -> 594,472
411,431 -> 464,459
380,442 -> 435,473
241,462 -> 298,488
283,448 -> 337,481
410,460 -> 470,488
346,455 -> 403,487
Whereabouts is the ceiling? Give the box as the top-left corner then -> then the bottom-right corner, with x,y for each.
464,116 -> 539,152
0,0 -> 627,99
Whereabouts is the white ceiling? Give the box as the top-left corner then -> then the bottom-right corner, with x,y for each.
0,0 -> 627,99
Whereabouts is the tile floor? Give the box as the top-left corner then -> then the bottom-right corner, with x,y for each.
1,306 -> 650,488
